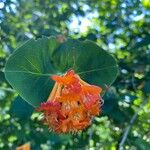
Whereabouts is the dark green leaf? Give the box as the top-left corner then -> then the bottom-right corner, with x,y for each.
0,71 -> 6,83
11,96 -> 34,120
5,37 -> 118,107
5,37 -> 60,107
53,39 -> 118,88
143,81 -> 150,93
109,107 -> 126,123
102,87 -> 119,114
129,136 -> 150,150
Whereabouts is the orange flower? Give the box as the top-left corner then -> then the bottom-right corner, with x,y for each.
16,143 -> 30,150
37,69 -> 103,133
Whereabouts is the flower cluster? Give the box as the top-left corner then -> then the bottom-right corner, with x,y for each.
37,69 -> 102,133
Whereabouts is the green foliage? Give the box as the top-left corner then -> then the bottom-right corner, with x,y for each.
11,96 -> 34,120
0,0 -> 150,149
5,37 -> 60,107
53,39 -> 118,87
143,81 -> 150,93
5,37 -> 118,107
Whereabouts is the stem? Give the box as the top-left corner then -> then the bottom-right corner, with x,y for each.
118,97 -> 147,150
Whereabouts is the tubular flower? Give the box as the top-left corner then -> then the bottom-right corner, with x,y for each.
37,69 -> 103,133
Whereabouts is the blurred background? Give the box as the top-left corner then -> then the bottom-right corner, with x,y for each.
0,0 -> 150,149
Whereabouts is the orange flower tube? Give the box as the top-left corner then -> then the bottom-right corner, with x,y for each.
37,69 -> 103,133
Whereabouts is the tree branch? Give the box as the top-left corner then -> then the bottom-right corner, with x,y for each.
118,98 -> 147,150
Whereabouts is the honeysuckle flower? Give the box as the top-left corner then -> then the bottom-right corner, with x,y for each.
37,69 -> 103,133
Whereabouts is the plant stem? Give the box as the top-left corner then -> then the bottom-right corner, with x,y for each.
118,97 -> 147,150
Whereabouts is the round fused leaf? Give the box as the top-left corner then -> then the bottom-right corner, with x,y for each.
11,96 -> 34,120
52,39 -> 118,87
5,37 -> 60,107
5,37 -> 118,107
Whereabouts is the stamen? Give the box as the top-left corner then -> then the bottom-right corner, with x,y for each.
37,69 -> 102,133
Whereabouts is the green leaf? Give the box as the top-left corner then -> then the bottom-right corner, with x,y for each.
5,37 -> 118,107
129,136 -> 150,150
11,96 -> 34,120
0,71 -> 6,83
109,107 -> 126,123
5,36 -> 60,107
143,81 -> 150,93
52,39 -> 118,88
102,87 -> 119,114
